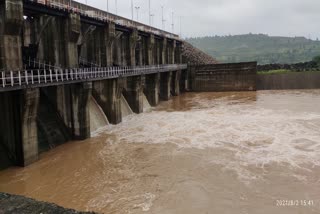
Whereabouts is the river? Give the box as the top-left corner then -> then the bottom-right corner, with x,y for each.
1,90 -> 320,214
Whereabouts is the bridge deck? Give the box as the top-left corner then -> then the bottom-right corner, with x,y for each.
0,64 -> 187,92
24,0 -> 180,40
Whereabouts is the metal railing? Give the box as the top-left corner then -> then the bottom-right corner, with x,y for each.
79,57 -> 100,68
24,57 -> 61,70
25,0 -> 180,40
0,64 -> 187,91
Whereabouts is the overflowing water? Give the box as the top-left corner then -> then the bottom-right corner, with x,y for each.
142,93 -> 152,112
1,90 -> 320,214
89,96 -> 109,134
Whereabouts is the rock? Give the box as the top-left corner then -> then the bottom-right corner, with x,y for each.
182,42 -> 218,65
0,192 -> 98,214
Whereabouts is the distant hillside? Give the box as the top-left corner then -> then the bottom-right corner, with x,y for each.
186,34 -> 320,65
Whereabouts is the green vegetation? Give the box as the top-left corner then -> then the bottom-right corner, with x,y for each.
258,69 -> 292,75
258,69 -> 320,75
186,34 -> 320,65
312,55 -> 320,67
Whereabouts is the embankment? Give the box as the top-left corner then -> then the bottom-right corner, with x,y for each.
257,72 -> 320,90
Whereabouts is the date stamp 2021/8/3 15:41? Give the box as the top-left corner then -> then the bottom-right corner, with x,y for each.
276,200 -> 314,207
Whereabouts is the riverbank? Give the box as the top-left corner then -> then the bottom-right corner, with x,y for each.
0,192 -> 97,214
257,72 -> 320,90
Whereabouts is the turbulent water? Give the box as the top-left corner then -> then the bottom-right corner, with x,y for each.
89,96 -> 109,134
1,90 -> 320,214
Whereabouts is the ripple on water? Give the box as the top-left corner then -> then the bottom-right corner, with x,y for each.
0,90 -> 320,214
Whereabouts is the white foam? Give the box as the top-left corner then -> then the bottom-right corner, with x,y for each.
101,91 -> 320,183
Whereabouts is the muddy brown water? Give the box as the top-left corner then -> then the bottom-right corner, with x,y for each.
1,90 -> 320,214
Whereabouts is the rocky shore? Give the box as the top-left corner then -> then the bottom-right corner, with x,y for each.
0,192 -> 97,214
182,42 -> 218,65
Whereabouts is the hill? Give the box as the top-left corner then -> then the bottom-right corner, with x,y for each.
186,34 -> 320,65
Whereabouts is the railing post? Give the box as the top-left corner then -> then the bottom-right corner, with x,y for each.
49,69 -> 53,82
10,71 -> 13,87
44,69 -> 47,83
70,69 -> 73,80
31,70 -> 34,84
66,69 -> 69,81
18,71 -> 21,86
38,69 -> 40,84
55,69 -> 58,82
61,69 -> 64,81
25,70 -> 28,85
2,71 -> 5,88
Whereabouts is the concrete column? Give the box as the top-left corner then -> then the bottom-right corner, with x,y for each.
160,72 -> 172,101
129,29 -> 139,66
93,78 -> 124,124
0,0 -> 23,71
159,38 -> 172,100
155,39 -> 161,65
0,1 -> 41,168
147,34 -> 155,65
71,83 -> 91,139
170,40 -> 176,64
113,32 -> 122,66
144,34 -> 159,106
175,42 -> 183,64
54,83 -> 91,140
172,41 -> 182,95
0,89 -> 40,168
123,30 -> 143,113
21,89 -> 40,165
105,22 -> 115,66
137,41 -> 143,66
171,70 -> 181,96
161,38 -> 167,65
64,14 -> 81,68
123,76 -> 144,113
144,73 -> 160,106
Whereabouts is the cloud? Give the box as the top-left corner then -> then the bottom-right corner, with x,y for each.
82,0 -> 320,39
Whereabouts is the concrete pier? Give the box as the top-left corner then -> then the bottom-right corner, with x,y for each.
171,70 -> 181,96
144,73 -> 160,106
0,89 -> 40,168
160,71 -> 172,101
93,78 -> 124,124
123,76 -> 144,113
105,23 -> 116,66
0,0 -> 23,71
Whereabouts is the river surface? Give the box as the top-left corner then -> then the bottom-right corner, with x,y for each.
1,90 -> 320,214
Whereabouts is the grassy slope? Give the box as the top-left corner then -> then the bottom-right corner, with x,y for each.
187,34 -> 320,65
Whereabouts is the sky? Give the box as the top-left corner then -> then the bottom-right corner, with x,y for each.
80,0 -> 320,39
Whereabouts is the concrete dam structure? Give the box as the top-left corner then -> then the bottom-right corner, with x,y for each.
0,0 -> 188,169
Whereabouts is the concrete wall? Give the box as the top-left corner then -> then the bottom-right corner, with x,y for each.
190,62 -> 257,92
0,0 -> 185,170
257,72 -> 320,90
0,89 -> 39,169
0,0 -> 24,71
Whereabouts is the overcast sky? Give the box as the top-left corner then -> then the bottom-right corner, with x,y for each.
80,0 -> 320,39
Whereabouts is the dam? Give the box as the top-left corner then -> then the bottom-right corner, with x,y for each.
0,1 -> 320,214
